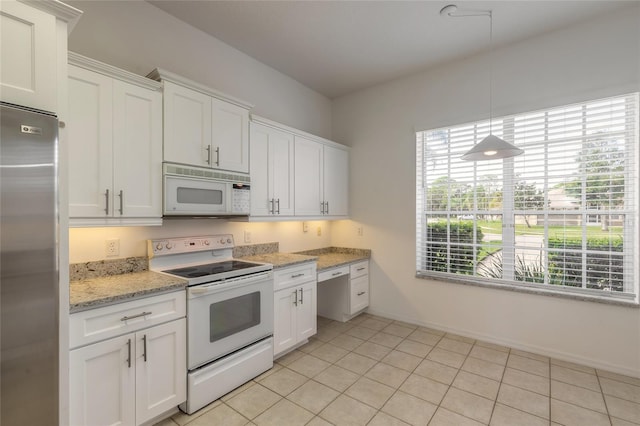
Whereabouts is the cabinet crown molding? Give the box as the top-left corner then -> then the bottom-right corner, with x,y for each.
147,68 -> 253,111
251,114 -> 350,151
19,0 -> 83,33
68,52 -> 162,91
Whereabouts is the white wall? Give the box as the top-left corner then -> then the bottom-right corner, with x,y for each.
65,0 -> 332,139
332,5 -> 640,376
69,220 -> 332,263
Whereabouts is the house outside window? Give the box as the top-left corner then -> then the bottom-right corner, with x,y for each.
416,93 -> 639,303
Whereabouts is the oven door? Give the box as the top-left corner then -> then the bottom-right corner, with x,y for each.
164,175 -> 230,215
187,271 -> 273,370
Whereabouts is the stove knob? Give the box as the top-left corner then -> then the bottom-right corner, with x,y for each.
227,238 -> 232,244
155,243 -> 163,251
165,243 -> 173,250
204,240 -> 210,246
219,238 -> 226,244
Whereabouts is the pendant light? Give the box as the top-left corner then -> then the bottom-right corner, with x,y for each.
440,4 -> 524,161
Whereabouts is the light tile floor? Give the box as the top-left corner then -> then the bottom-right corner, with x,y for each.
156,313 -> 640,426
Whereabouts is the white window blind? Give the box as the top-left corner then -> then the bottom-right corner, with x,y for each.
416,93 -> 639,301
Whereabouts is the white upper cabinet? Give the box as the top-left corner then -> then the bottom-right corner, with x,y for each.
0,0 -> 81,113
162,81 -> 212,168
294,136 -> 324,216
68,53 -> 162,226
250,121 -> 295,217
294,136 -> 349,218
148,69 -> 251,174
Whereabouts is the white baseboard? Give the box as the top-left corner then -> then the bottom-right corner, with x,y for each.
364,308 -> 640,379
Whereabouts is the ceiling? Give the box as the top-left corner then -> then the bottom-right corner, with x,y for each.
148,1 -> 632,99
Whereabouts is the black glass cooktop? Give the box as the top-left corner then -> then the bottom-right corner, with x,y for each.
164,260 -> 259,279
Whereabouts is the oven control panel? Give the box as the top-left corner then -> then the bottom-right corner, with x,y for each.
148,234 -> 235,257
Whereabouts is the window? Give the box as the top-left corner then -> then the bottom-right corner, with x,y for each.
416,93 -> 639,302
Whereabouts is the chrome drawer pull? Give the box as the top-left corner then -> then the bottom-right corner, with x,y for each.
291,273 -> 305,278
332,272 -> 342,276
142,335 -> 147,362
293,290 -> 298,307
357,267 -> 366,271
120,311 -> 152,322
126,339 -> 132,368
357,291 -> 366,296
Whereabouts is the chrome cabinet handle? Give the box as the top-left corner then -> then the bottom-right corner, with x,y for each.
332,272 -> 342,276
206,145 -> 211,164
299,288 -> 303,304
142,335 -> 147,362
357,291 -> 366,296
105,189 -> 110,215
320,201 -> 325,214
291,273 -> 305,278
325,201 -> 329,214
276,198 -> 280,214
215,147 -> 220,166
120,311 -> 152,322
269,198 -> 274,214
357,267 -> 366,271
126,339 -> 131,368
118,190 -> 124,215
293,290 -> 298,307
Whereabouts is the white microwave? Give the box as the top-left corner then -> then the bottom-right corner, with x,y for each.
163,163 -> 251,216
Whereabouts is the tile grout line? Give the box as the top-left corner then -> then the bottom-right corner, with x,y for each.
488,345 -> 513,426
594,369 -> 614,426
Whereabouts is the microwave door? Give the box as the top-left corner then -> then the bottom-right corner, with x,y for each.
165,176 -> 228,215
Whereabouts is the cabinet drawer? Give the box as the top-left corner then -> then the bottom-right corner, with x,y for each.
349,275 -> 369,314
350,261 -> 369,279
274,262 -> 317,291
70,291 -> 186,349
318,265 -> 349,282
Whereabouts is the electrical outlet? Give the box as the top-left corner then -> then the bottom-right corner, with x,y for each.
244,230 -> 252,243
302,222 -> 309,233
105,239 -> 120,257
357,226 -> 364,236
317,226 -> 322,236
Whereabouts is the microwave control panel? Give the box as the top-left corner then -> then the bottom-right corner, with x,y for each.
232,184 -> 250,214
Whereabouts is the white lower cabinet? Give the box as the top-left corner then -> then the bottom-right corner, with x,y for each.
317,260 -> 369,322
70,293 -> 186,426
273,263 -> 317,358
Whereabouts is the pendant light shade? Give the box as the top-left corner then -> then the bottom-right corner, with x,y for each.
460,134 -> 524,161
440,4 -> 525,161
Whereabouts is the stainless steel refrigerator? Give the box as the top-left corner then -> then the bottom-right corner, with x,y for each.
1,102 -> 59,425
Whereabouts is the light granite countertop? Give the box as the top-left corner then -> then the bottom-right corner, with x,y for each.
239,252 -> 318,269
70,270 -> 187,313
239,246 -> 371,271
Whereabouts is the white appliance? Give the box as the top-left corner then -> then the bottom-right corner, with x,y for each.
148,235 -> 273,414
163,163 -> 251,217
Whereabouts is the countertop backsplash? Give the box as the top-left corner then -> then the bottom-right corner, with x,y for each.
70,257 -> 148,282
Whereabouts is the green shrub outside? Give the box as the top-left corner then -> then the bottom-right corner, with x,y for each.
425,222 -> 483,274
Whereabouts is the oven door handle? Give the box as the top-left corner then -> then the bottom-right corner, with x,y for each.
187,271 -> 273,298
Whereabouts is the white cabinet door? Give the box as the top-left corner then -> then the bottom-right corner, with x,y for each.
68,65 -> 114,217
323,145 -> 349,217
296,282 -> 317,342
112,80 -> 162,218
294,136 -> 324,216
349,274 -> 369,314
273,288 -> 298,356
250,123 -> 295,217
0,0 -> 57,112
163,81 -> 212,167
212,97 -> 249,173
135,319 -> 186,425
69,334 -> 135,426
249,123 -> 272,216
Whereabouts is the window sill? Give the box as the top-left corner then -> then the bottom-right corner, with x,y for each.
416,271 -> 639,308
